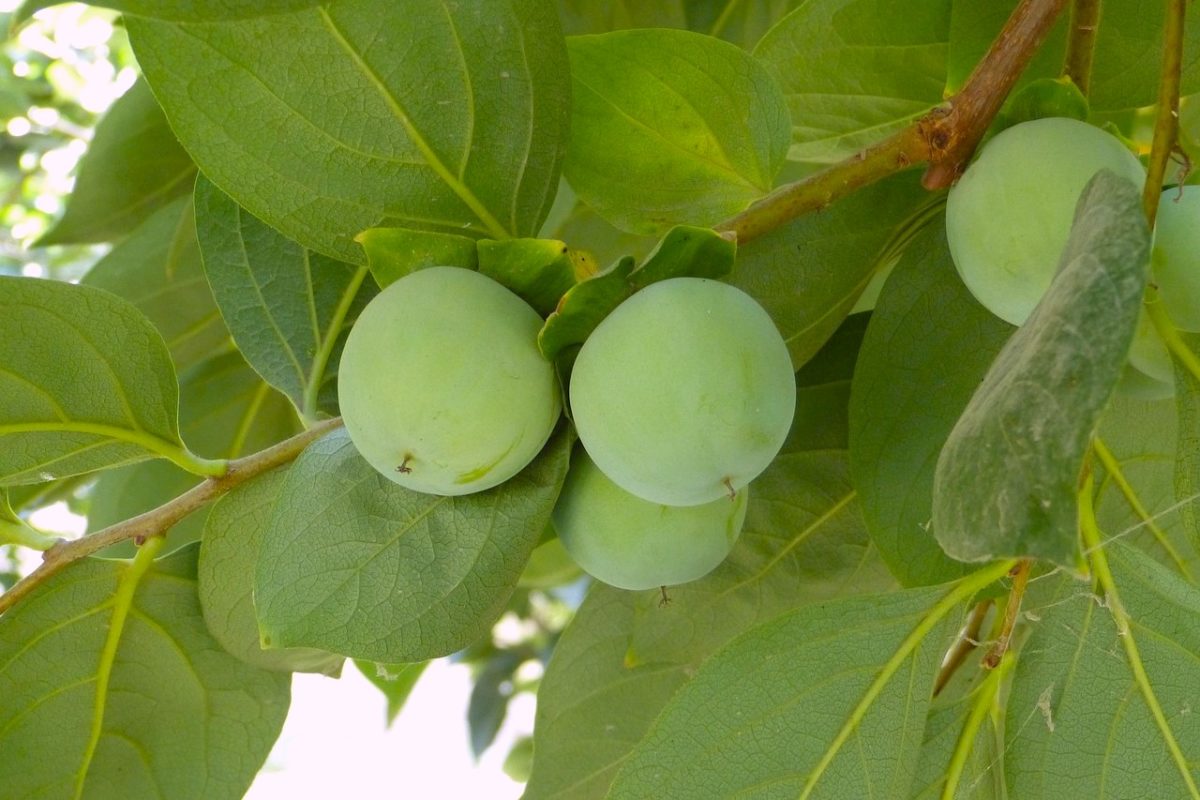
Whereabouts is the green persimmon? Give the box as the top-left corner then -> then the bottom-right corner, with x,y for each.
569,277 -> 795,506
1152,188 -> 1200,331
337,266 -> 560,495
946,117 -> 1145,325
552,449 -> 747,591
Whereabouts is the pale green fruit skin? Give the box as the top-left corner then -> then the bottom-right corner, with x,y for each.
1153,189 -> 1200,331
553,450 -> 747,591
946,118 -> 1146,325
569,277 -> 796,506
337,266 -> 560,495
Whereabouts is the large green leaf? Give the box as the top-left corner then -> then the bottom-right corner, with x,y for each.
732,170 -> 929,369
563,29 -> 790,235
194,177 -> 375,419
127,0 -> 571,263
933,172 -> 1150,566
0,544 -> 290,799
0,275 -> 191,485
606,584 -> 965,799
524,319 -> 895,799
948,0 -> 1200,110
255,427 -> 572,662
86,351 -> 299,559
81,194 -> 228,372
1005,545 -> 1200,797
849,222 -> 1013,587
15,0 -> 324,23
754,0 -> 950,164
1175,334 -> 1200,550
37,80 -> 195,247
200,468 -> 343,674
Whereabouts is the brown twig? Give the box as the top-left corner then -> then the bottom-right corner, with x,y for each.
0,417 -> 344,616
933,598 -> 993,697
1143,0 -> 1187,225
983,559 -> 1033,668
1062,0 -> 1101,95
717,0 -> 1068,244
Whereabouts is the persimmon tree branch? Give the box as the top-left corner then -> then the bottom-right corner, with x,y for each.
1143,0 -> 1186,225
718,0 -> 1069,244
0,417 -> 344,616
1062,0 -> 1100,95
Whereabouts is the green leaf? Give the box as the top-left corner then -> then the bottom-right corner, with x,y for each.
948,0 -> 1200,111
685,0 -> 805,50
849,222 -> 1014,587
255,427 -> 572,662
564,29 -> 790,234
558,0 -> 688,35
200,468 -> 344,675
1093,394 -> 1197,577
524,321 -> 894,799
194,176 -> 376,420
355,659 -> 428,727
538,225 -> 735,363
933,172 -> 1150,566
518,535 -> 583,589
0,275 -> 199,485
468,649 -> 526,758
36,80 -> 195,246
81,194 -> 228,373
87,351 -> 299,558
358,227 -> 479,290
1175,333 -> 1200,550
477,238 -> 586,317
0,543 -> 290,799
1005,545 -> 1200,797
127,0 -> 571,262
542,183 -> 658,266
754,0 -> 950,164
606,583 -> 970,799
732,170 -> 930,368
15,0 -> 324,24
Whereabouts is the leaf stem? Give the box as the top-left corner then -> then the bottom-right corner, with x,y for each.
1079,473 -> 1200,799
940,650 -> 1014,800
1147,289 -> 1200,386
301,263 -> 369,424
799,558 -> 1019,800
0,421 -> 228,478
717,0 -> 1068,244
0,417 -> 344,617
708,0 -> 744,38
1092,435 -> 1194,581
1143,0 -> 1186,225
74,535 -> 164,800
1062,0 -> 1100,95
0,519 -> 57,551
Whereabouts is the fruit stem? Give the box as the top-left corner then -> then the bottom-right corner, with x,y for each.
0,417 -> 345,617
1143,0 -> 1187,225
1147,288 -> 1200,386
716,0 -> 1068,244
1062,0 -> 1101,96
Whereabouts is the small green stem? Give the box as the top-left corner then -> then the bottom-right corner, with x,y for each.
1093,435 -> 1194,581
0,417 -> 344,617
799,558 -> 1019,800
708,0 -> 745,38
302,263 -> 370,425
1061,0 -> 1101,95
0,519 -> 57,551
1079,473 -> 1200,799
1143,0 -> 1186,224
1147,289 -> 1200,385
983,559 -> 1031,668
0,421 -> 228,478
941,650 -> 1014,800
